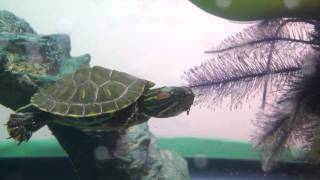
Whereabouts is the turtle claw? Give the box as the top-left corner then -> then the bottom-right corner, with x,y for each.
7,114 -> 33,144
7,126 -> 32,144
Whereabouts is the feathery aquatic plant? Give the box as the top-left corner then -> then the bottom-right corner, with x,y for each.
183,18 -> 320,171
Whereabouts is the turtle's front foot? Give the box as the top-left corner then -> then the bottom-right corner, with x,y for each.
7,113 -> 34,144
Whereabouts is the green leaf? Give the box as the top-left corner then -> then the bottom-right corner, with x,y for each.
189,0 -> 320,21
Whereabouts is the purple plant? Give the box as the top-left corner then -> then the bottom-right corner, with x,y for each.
183,18 -> 320,171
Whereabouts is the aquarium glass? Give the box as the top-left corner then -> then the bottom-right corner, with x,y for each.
1,0 -> 319,179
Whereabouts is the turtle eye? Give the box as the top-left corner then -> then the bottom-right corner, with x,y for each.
156,92 -> 170,100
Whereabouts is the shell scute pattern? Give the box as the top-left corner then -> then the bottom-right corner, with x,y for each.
31,66 -> 149,117
98,82 -> 126,101
90,66 -> 111,86
73,66 -> 91,85
72,81 -> 98,102
68,104 -> 84,116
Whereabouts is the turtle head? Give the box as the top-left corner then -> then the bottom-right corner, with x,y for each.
141,86 -> 194,118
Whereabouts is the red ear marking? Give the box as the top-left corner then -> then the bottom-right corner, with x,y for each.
156,92 -> 170,100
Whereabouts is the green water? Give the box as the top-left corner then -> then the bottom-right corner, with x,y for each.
0,137 -> 299,162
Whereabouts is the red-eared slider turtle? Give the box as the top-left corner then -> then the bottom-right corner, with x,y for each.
7,66 -> 194,144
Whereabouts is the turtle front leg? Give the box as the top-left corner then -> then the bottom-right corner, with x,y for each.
7,112 -> 47,144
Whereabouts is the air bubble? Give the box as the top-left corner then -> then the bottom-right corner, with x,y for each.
24,43 -> 41,57
216,0 -> 232,9
0,40 -> 9,49
284,0 -> 300,9
279,101 -> 294,114
94,145 -> 111,161
193,154 -> 208,169
302,53 -> 318,76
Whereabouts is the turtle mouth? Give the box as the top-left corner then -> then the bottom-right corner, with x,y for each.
182,89 -> 195,115
186,108 -> 190,115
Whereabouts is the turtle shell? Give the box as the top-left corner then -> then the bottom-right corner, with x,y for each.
31,66 -> 153,117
